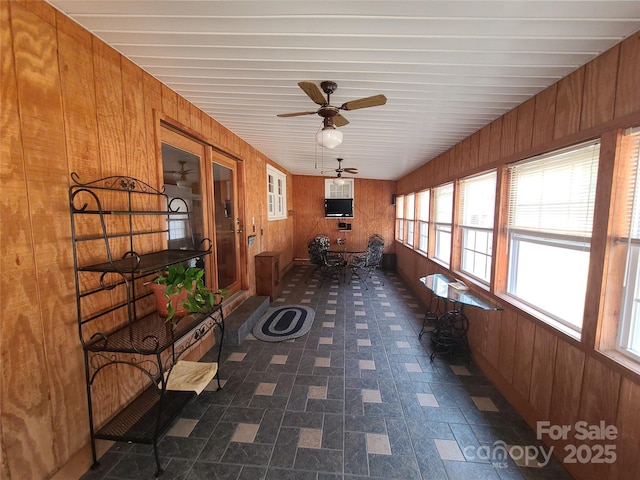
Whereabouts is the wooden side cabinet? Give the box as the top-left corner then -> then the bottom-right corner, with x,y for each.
255,251 -> 281,301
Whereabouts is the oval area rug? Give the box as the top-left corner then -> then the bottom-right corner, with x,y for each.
253,305 -> 315,342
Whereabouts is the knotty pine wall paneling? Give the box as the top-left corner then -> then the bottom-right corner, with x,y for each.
614,33 -> 640,119
396,31 -> 640,480
1,3 -> 58,479
292,176 -> 396,261
531,83 -> 558,147
500,109 -> 517,159
554,68 -> 585,140
514,97 -> 535,153
609,377 -> 640,479
580,46 -> 619,131
1,2 -> 295,478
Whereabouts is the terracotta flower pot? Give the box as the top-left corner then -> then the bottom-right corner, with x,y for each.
150,282 -> 190,318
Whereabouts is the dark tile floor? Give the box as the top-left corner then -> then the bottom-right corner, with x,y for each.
81,265 -> 572,480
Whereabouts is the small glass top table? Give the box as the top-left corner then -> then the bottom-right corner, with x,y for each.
419,274 -> 501,361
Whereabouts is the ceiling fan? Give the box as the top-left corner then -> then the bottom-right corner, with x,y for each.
333,158 -> 358,178
277,81 -> 387,141
166,160 -> 195,181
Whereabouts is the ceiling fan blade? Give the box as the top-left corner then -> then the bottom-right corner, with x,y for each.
343,168 -> 359,174
277,111 -> 318,118
333,114 -> 349,127
298,81 -> 327,105
340,94 -> 387,111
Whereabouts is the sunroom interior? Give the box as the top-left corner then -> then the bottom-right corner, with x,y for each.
2,1 -> 640,480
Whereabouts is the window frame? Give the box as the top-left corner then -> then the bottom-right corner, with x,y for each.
405,193 -> 415,248
613,127 -> 640,363
267,164 -> 287,220
417,189 -> 430,255
457,170 -> 497,285
395,194 -> 405,243
432,182 -> 454,267
504,139 -> 601,334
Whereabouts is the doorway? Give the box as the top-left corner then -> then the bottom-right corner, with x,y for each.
161,125 -> 242,294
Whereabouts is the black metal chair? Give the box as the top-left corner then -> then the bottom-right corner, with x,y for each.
349,233 -> 385,289
307,234 -> 345,284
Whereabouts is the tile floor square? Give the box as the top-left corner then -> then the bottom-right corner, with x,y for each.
298,428 -> 323,449
366,433 -> 392,455
308,385 -> 328,400
384,312 -> 396,317
255,382 -> 277,396
227,352 -> 247,362
362,389 -> 382,403
357,339 -> 372,347
416,393 -> 439,407
319,337 -> 333,345
315,357 -> 331,367
231,423 -> 260,443
450,365 -> 471,376
323,322 -> 335,328
389,325 -> 402,331
405,363 -> 422,373
271,355 -> 288,365
356,323 -> 368,329
204,378 -> 227,391
167,418 -> 198,437
355,311 -> 366,316
472,396 -> 499,412
325,309 -> 336,314
359,360 -> 376,370
434,439 -> 465,461
396,341 -> 411,349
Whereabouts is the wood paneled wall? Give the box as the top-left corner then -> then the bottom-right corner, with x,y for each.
0,2 -> 294,479
396,32 -> 640,480
292,175 -> 397,260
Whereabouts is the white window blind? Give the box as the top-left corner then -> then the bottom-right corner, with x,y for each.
417,189 -> 430,253
460,171 -> 496,228
459,171 -> 496,283
434,183 -> 453,224
396,195 -> 404,219
417,190 -> 430,222
405,193 -> 415,246
433,183 -> 453,265
508,141 -> 600,237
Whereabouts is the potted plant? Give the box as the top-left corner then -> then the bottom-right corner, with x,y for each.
151,264 -> 221,326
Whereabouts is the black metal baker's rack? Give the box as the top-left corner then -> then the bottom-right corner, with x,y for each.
69,173 -> 224,476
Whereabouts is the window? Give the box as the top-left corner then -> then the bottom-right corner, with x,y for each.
395,195 -> 404,243
506,140 -> 600,333
417,189 -> 430,253
267,165 -> 286,220
617,127 -> 640,362
433,183 -> 454,266
405,193 -> 415,247
325,178 -> 354,198
459,171 -> 496,284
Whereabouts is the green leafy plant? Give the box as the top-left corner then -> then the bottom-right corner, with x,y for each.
153,264 -> 224,325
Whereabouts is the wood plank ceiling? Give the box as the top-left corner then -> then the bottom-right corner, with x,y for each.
47,1 -> 640,180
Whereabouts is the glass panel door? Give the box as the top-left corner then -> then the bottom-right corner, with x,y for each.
212,160 -> 240,290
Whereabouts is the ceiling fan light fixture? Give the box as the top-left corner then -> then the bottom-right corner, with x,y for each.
333,177 -> 345,186
316,125 -> 343,149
